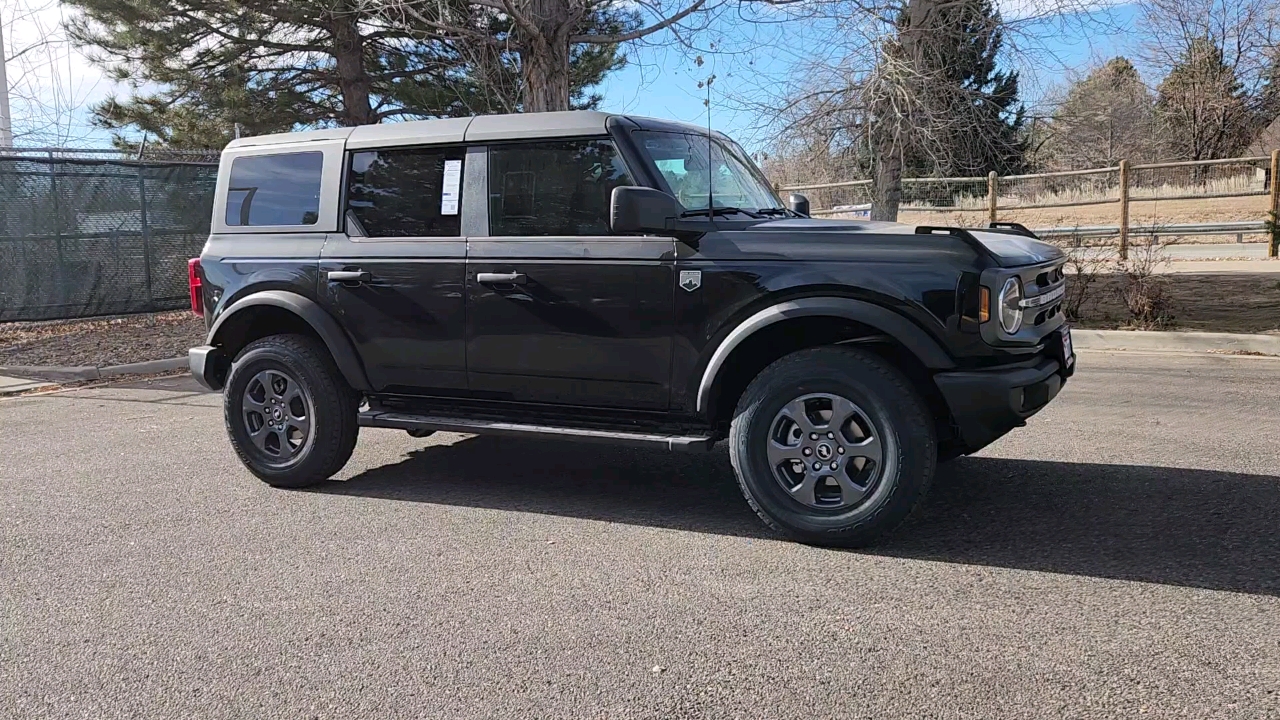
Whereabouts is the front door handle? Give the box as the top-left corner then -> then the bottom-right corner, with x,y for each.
477,272 -> 527,285
327,270 -> 370,284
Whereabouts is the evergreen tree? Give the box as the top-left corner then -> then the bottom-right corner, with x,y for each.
1252,53 -> 1280,131
1155,37 -> 1252,161
1048,58 -> 1160,169
894,0 -> 1026,176
66,0 -> 632,149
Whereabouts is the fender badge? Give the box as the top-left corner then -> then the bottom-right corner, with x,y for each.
679,270 -> 702,292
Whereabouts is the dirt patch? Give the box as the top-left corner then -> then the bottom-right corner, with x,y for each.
1072,273 -> 1280,334
0,312 -> 205,368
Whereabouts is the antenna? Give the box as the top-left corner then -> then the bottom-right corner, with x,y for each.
705,74 -> 715,215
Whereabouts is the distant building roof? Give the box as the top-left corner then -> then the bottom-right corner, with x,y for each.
1247,116 -> 1280,156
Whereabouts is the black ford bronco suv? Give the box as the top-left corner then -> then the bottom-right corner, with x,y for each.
188,111 -> 1073,547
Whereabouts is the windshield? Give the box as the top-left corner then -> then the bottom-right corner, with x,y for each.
635,130 -> 781,214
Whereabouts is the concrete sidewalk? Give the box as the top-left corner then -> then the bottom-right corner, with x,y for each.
1073,328 -> 1280,355
0,375 -> 54,396
1157,259 -> 1280,273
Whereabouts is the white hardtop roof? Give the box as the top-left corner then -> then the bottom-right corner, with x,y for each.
223,110 -> 713,152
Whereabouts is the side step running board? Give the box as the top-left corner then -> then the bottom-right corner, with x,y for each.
358,410 -> 716,452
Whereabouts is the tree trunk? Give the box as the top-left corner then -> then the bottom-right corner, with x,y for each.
521,40 -> 572,112
868,0 -> 939,222
870,139 -> 903,221
515,0 -> 577,112
331,14 -> 375,125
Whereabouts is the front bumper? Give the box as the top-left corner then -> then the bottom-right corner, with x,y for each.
189,345 -> 228,392
934,353 -> 1070,454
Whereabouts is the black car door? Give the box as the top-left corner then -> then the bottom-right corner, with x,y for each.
318,144 -> 469,394
466,138 -> 676,410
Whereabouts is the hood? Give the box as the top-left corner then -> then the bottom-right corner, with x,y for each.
964,230 -> 1064,267
743,218 -> 1064,267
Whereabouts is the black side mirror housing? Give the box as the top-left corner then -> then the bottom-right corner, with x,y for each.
788,193 -> 810,217
611,186 -> 680,235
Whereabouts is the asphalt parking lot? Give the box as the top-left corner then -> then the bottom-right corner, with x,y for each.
3,350 -> 1279,719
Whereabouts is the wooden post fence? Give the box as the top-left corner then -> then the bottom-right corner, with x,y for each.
782,153 -> 1279,255
987,171 -> 998,224
1118,159 -> 1130,261
1270,150 -> 1279,258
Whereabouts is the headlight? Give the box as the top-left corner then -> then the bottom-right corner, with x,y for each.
998,277 -> 1023,334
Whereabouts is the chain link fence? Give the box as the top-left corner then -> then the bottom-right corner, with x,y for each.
0,153 -> 218,322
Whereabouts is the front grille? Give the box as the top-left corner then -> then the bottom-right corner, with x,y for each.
1033,304 -> 1061,327
1035,266 -> 1065,288
1017,259 -> 1067,336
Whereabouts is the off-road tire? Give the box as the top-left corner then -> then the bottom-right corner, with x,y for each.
728,346 -> 937,547
223,334 -> 359,488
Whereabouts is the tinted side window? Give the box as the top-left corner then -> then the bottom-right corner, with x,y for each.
346,148 -> 464,237
225,152 -> 323,226
488,139 -> 632,236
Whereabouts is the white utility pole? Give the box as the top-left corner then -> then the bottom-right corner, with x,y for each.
0,22 -> 12,147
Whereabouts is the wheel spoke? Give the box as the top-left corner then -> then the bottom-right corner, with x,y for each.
287,416 -> 311,444
846,434 -> 882,466
270,428 -> 289,456
828,396 -> 860,432
767,438 -> 805,469
834,471 -> 872,505
779,398 -> 817,435
248,425 -> 270,453
788,473 -> 819,506
284,387 -> 307,418
267,372 -> 287,401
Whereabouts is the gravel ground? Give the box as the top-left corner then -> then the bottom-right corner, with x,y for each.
0,311 -> 204,368
2,351 -> 1279,718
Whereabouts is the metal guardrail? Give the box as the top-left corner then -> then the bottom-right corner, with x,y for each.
1032,221 -> 1268,241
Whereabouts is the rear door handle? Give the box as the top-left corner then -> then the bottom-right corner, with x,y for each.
327,270 -> 370,284
476,272 -> 527,285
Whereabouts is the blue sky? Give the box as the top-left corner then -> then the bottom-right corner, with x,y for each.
596,2 -> 1146,151
7,1 -> 1147,148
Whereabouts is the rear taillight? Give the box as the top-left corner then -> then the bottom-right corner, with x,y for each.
188,258 -> 204,315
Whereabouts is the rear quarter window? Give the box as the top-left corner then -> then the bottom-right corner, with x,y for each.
225,152 -> 324,227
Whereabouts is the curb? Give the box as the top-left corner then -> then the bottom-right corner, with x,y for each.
99,357 -> 190,378
1073,329 -> 1280,356
0,357 -> 188,383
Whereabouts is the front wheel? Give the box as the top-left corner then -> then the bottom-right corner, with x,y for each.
223,334 -> 359,488
729,347 -> 937,547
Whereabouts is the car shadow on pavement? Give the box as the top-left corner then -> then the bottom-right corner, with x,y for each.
322,435 -> 1280,596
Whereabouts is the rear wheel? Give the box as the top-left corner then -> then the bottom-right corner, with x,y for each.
729,347 -> 936,547
223,334 -> 359,488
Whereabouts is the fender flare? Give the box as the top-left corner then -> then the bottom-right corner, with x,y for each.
695,297 -> 954,414
208,290 -> 372,392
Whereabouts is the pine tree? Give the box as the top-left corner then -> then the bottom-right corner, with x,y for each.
1155,37 -> 1252,161
1048,58 -> 1159,169
66,0 -> 632,149
894,0 -> 1026,177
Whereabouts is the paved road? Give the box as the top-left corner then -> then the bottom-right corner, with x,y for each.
3,352 -> 1279,718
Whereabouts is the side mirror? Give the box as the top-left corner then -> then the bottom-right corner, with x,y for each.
788,193 -> 810,217
611,186 -> 680,235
